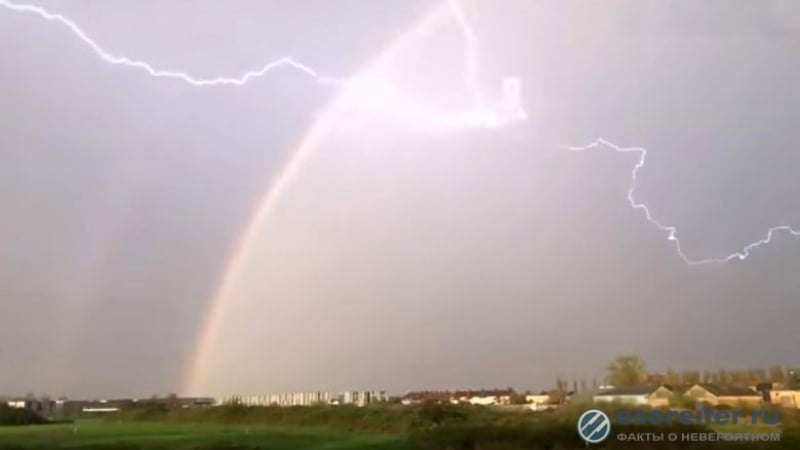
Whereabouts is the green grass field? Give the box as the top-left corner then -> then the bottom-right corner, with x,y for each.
0,421 -> 408,450
1,405 -> 798,450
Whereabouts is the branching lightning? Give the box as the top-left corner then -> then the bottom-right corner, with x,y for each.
0,0 -> 531,395
565,138 -> 800,265
0,0 -> 331,86
1,0 -> 797,268
0,0 -> 525,128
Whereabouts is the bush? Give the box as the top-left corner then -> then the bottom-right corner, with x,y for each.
0,405 -> 48,425
409,421 -> 582,450
121,403 -> 420,434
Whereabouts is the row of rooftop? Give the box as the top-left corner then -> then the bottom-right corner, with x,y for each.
594,382 -> 800,409
223,390 -> 389,407
1,396 -> 214,419
4,381 -> 800,420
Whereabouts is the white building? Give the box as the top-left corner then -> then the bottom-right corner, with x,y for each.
222,390 -> 387,407
224,391 -> 331,407
452,389 -> 513,406
524,393 -> 552,410
770,389 -> 800,408
339,390 -> 388,406
593,385 -> 672,407
6,397 -> 55,418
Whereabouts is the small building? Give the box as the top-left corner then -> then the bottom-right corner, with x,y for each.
452,389 -> 513,406
75,399 -> 134,415
401,391 -> 451,405
523,392 -> 556,411
402,389 -> 513,406
340,390 -> 387,406
223,391 -> 386,407
224,392 -> 332,407
684,383 -> 761,407
769,389 -> 800,408
176,397 -> 215,408
6,397 -> 55,418
525,392 -> 551,406
593,385 -> 672,407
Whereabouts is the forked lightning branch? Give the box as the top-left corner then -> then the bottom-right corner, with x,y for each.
1,0 -> 798,266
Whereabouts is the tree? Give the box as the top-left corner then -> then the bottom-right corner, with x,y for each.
550,376 -> 569,404
509,391 -> 527,405
788,368 -> 800,386
731,370 -> 749,384
704,370 -> 720,384
681,370 -> 700,385
556,376 -> 568,393
646,373 -> 666,384
768,366 -> 786,384
665,368 -> 680,386
166,393 -> 180,410
606,356 -> 647,387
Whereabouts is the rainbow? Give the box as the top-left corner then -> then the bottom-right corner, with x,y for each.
2,0 -> 522,394
183,4 -> 453,395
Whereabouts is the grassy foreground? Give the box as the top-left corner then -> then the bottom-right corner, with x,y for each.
0,421 -> 407,450
1,404 -> 799,449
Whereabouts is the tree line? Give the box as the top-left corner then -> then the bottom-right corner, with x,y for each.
604,355 -> 800,387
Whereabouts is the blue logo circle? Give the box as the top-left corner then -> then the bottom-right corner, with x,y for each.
577,409 -> 611,444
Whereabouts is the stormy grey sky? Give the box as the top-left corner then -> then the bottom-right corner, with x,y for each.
1,0 -> 799,399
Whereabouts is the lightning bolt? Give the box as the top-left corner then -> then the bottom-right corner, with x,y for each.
0,0 -> 525,128
0,0 -> 331,86
2,0 -> 796,266
565,138 -> 800,265
447,0 -> 484,112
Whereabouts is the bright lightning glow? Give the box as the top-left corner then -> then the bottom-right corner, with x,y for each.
1,0 -> 528,395
4,0 -> 792,266
566,138 -> 800,265
0,0 -> 525,129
